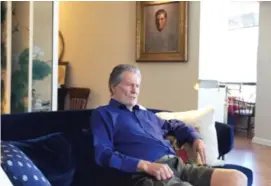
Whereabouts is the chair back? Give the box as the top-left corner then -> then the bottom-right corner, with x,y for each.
68,87 -> 90,110
234,98 -> 255,116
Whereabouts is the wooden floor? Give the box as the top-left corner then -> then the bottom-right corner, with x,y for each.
225,136 -> 271,186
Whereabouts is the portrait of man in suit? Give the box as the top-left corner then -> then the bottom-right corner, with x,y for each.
144,2 -> 179,53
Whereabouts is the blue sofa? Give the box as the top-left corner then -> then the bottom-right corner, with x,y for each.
1,108 -> 252,186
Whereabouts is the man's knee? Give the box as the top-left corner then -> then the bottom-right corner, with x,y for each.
211,169 -> 247,186
229,170 -> 247,186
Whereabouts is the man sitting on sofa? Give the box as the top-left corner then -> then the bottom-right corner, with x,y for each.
91,64 -> 247,186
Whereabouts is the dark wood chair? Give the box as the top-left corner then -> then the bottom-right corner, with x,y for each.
67,87 -> 90,110
233,98 -> 255,138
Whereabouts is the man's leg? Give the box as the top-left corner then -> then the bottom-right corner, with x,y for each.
180,163 -> 247,186
210,168 -> 247,186
179,163 -> 213,186
131,156 -> 193,186
132,174 -> 193,186
130,156 -> 194,186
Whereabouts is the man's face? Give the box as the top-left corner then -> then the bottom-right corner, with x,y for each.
111,71 -> 141,107
156,13 -> 166,31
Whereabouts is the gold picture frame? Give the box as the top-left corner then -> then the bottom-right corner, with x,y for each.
58,31 -> 65,62
136,1 -> 188,62
58,62 -> 68,88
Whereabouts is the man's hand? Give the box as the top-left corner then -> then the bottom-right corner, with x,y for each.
193,139 -> 206,164
137,160 -> 174,180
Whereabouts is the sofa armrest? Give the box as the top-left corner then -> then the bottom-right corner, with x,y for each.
215,121 -> 234,158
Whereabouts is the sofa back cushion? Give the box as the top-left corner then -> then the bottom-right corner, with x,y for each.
66,130 -> 98,186
10,133 -> 76,186
1,109 -> 93,141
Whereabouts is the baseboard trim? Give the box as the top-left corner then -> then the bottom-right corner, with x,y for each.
252,136 -> 271,147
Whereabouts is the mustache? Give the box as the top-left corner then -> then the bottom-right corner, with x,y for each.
127,95 -> 137,98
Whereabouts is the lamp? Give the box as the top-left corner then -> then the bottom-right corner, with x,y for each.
193,80 -> 220,91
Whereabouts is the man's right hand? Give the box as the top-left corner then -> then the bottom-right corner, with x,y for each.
137,160 -> 174,180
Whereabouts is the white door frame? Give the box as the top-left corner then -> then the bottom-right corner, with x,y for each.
52,0 -> 59,111
27,1 -> 59,112
2,1 -> 12,114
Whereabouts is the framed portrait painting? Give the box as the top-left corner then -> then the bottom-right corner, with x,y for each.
136,1 -> 188,62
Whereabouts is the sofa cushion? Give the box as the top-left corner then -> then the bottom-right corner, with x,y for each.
156,106 -> 224,166
65,130 -> 97,186
1,141 -> 51,186
10,133 -> 75,186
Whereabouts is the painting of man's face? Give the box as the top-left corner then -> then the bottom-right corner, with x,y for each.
136,1 -> 188,62
155,9 -> 167,32
144,2 -> 179,53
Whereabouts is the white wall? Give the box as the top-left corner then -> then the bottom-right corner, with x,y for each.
253,2 -> 271,146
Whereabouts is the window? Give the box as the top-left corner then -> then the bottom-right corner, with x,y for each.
221,2 -> 259,83
229,11 -> 259,30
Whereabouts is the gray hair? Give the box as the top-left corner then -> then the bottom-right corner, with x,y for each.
109,64 -> 141,95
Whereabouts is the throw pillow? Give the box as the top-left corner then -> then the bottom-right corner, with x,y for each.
156,106 -> 224,166
1,141 -> 51,186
